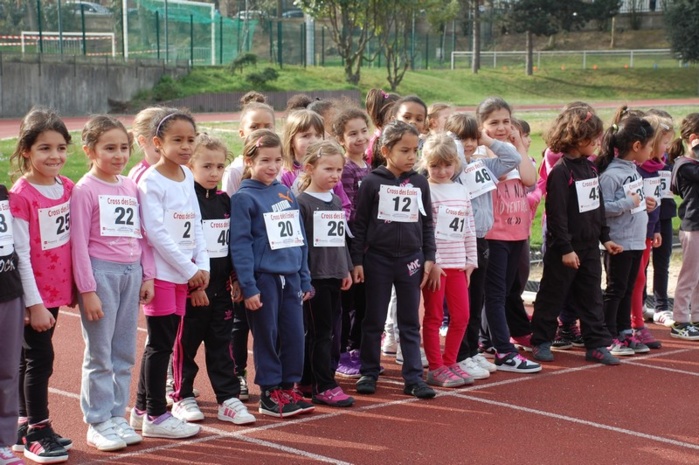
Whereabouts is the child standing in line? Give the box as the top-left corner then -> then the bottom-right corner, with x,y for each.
597,108 -> 655,356
71,116 -> 155,451
351,121 -> 437,399
420,134 -> 477,387
629,113 -> 674,348
222,100 -> 276,401
668,113 -> 699,340
230,129 -> 314,418
169,133 -> 256,426
443,112 -> 521,379
9,108 -> 74,464
127,107 -> 169,184
334,107 -> 371,378
296,141 -> 355,407
0,183 -> 26,465
131,110 -> 208,439
365,89 -> 399,169
425,103 -> 453,136
530,105 -> 622,364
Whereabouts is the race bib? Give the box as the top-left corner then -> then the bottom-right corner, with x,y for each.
0,200 -> 13,247
575,178 -> 600,213
377,185 -> 421,223
164,210 -> 196,250
313,211 -> 346,247
624,179 -> 646,215
643,177 -> 663,200
98,195 -> 141,238
263,210 -> 304,250
658,171 -> 673,199
38,201 -> 70,251
435,205 -> 468,240
461,160 -> 497,200
202,219 -> 230,258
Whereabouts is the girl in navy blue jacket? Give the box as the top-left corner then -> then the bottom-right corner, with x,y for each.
230,129 -> 314,419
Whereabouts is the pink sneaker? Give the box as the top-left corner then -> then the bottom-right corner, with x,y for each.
312,387 -> 355,407
426,366 -> 466,388
448,363 -> 475,385
633,327 -> 661,349
511,334 -> 533,352
0,446 -> 23,465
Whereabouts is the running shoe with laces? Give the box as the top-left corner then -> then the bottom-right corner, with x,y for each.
653,310 -> 675,327
585,346 -> 621,365
13,423 -> 71,453
608,338 -> 635,356
0,446 -> 22,465
552,326 -> 573,350
426,366 -> 466,388
457,357 -> 490,380
110,417 -> 142,445
447,363 -> 475,385
142,412 -> 200,439
312,387 -> 355,407
23,421 -> 69,464
670,322 -> 699,341
532,342 -> 554,362
624,333 -> 650,353
259,387 -> 303,418
560,324 -> 585,347
218,397 -> 256,425
472,353 -> 497,373
238,372 -> 249,401
172,397 -> 205,422
633,326 -> 661,349
494,352 -> 542,373
285,387 -> 315,413
86,420 -> 126,452
403,380 -> 437,399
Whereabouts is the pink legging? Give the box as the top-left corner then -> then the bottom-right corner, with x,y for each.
422,269 -> 470,370
630,239 -> 653,329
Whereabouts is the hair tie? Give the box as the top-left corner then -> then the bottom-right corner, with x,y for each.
381,90 -> 389,99
584,111 -> 592,123
155,113 -> 177,136
317,149 -> 323,158
611,123 -> 619,134
255,138 -> 263,148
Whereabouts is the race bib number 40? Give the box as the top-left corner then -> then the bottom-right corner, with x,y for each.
38,201 -> 70,251
203,219 -> 230,258
313,211 -> 346,247
0,200 -> 13,247
575,178 -> 600,213
435,205 -> 469,240
263,210 -> 304,250
624,179 -> 646,215
377,185 -> 421,222
165,210 -> 196,250
98,195 -> 141,238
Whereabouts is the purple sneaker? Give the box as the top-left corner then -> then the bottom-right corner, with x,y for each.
336,351 -> 361,379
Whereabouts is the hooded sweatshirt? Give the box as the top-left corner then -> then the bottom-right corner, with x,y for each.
350,166 -> 436,264
230,179 -> 312,299
599,157 -> 648,251
671,149 -> 699,232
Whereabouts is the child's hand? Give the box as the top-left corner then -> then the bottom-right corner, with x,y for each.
81,292 -> 104,321
420,260 -> 436,289
190,289 -> 209,307
645,196 -> 657,211
508,126 -> 523,148
629,191 -> 641,207
188,270 -> 210,290
352,265 -> 364,283
245,294 -> 262,311
603,240 -> 623,255
652,232 -> 662,248
562,252 -> 580,269
27,304 -> 54,332
231,281 -> 243,303
464,265 -> 476,282
302,291 -> 313,302
425,263 -> 445,291
478,128 -> 493,147
341,273 -> 353,291
140,280 -> 154,305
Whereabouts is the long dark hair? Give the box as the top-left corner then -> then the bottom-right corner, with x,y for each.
595,106 -> 654,173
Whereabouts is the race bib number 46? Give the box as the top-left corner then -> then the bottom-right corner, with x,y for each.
165,210 -> 196,250
203,219 -> 230,258
98,195 -> 141,238
575,178 -> 600,213
377,185 -> 420,222
461,160 -> 496,200
0,200 -> 13,247
313,211 -> 346,247
263,210 -> 304,250
38,201 -> 70,251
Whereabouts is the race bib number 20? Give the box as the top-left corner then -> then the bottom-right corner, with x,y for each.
263,210 -> 304,250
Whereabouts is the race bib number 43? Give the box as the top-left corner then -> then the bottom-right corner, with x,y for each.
313,211 -> 346,247
377,185 -> 420,222
575,178 -> 600,213
98,195 -> 142,238
38,201 -> 70,251
263,210 -> 304,250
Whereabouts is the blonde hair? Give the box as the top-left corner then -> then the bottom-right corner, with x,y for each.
426,103 -> 452,130
131,107 -> 170,151
282,109 -> 325,171
643,113 -> 675,158
297,140 -> 345,192
190,133 -> 230,165
241,129 -> 282,180
419,133 -> 461,174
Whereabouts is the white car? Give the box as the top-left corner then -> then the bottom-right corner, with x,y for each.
66,1 -> 111,16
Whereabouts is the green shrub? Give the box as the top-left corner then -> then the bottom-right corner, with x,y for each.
151,75 -> 182,101
245,67 -> 279,87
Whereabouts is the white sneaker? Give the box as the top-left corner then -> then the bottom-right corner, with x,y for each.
381,332 -> 398,356
458,358 -> 490,380
643,304 -> 655,321
166,379 -> 175,407
218,398 -> 256,425
395,347 -> 429,368
87,420 -> 127,452
142,413 -> 200,439
129,408 -> 144,431
653,310 -> 675,327
0,446 -> 22,465
472,354 -> 497,373
111,417 -> 142,445
172,397 -> 204,422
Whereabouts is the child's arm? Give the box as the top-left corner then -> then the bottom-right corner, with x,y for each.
482,137 -> 522,179
190,187 -> 210,290
544,167 -> 574,256
333,182 -> 353,219
350,178 -> 373,283
464,196 -> 478,272
70,185 -> 103,321
599,175 -> 639,217
229,193 -> 260,301
419,178 -> 436,289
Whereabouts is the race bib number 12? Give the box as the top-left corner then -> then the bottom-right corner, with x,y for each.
377,185 -> 420,222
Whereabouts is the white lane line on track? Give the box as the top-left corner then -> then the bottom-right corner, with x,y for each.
59,309 -> 147,333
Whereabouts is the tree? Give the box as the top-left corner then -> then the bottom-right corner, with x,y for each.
297,0 -> 380,85
471,0 -> 481,74
665,0 -> 699,94
375,0 -> 413,91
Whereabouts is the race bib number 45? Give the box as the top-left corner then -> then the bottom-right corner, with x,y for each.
377,185 -> 421,222
263,210 -> 304,250
98,195 -> 142,238
38,201 -> 70,251
313,211 -> 346,247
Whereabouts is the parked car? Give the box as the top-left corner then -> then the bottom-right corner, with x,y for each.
66,1 -> 111,16
282,8 -> 304,18
237,10 -> 264,20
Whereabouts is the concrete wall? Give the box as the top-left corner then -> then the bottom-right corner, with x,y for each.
0,55 -> 189,117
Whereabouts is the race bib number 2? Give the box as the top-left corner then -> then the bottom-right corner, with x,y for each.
165,210 -> 196,250
38,201 -> 70,251
263,210 -> 304,250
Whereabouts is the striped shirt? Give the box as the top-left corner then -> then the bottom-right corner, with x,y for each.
341,158 -> 370,225
429,182 -> 478,270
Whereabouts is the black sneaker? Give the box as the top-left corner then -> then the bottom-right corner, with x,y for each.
585,347 -> 621,365
23,421 -> 69,464
237,373 -> 249,401
14,422 -> 72,453
258,387 -> 303,418
403,381 -> 436,399
284,388 -> 315,413
551,326 -> 573,350
560,324 -> 585,347
356,375 -> 377,395
532,342 -> 554,362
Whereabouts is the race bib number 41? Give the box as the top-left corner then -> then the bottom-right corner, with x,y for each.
38,201 -> 70,251
263,210 -> 304,250
435,205 -> 469,240
98,195 -> 142,238
313,211 -> 346,247
377,185 -> 421,222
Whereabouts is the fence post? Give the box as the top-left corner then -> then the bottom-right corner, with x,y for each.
493,51 -> 496,68
583,51 -> 586,69
425,34 -> 429,69
36,0 -> 43,53
81,4 -> 87,56
630,50 -> 634,68
155,11 -> 160,60
277,21 -> 283,68
321,26 -> 325,66
190,14 -> 194,65
219,15 -> 223,64
537,51 -> 540,70
301,22 -> 306,67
